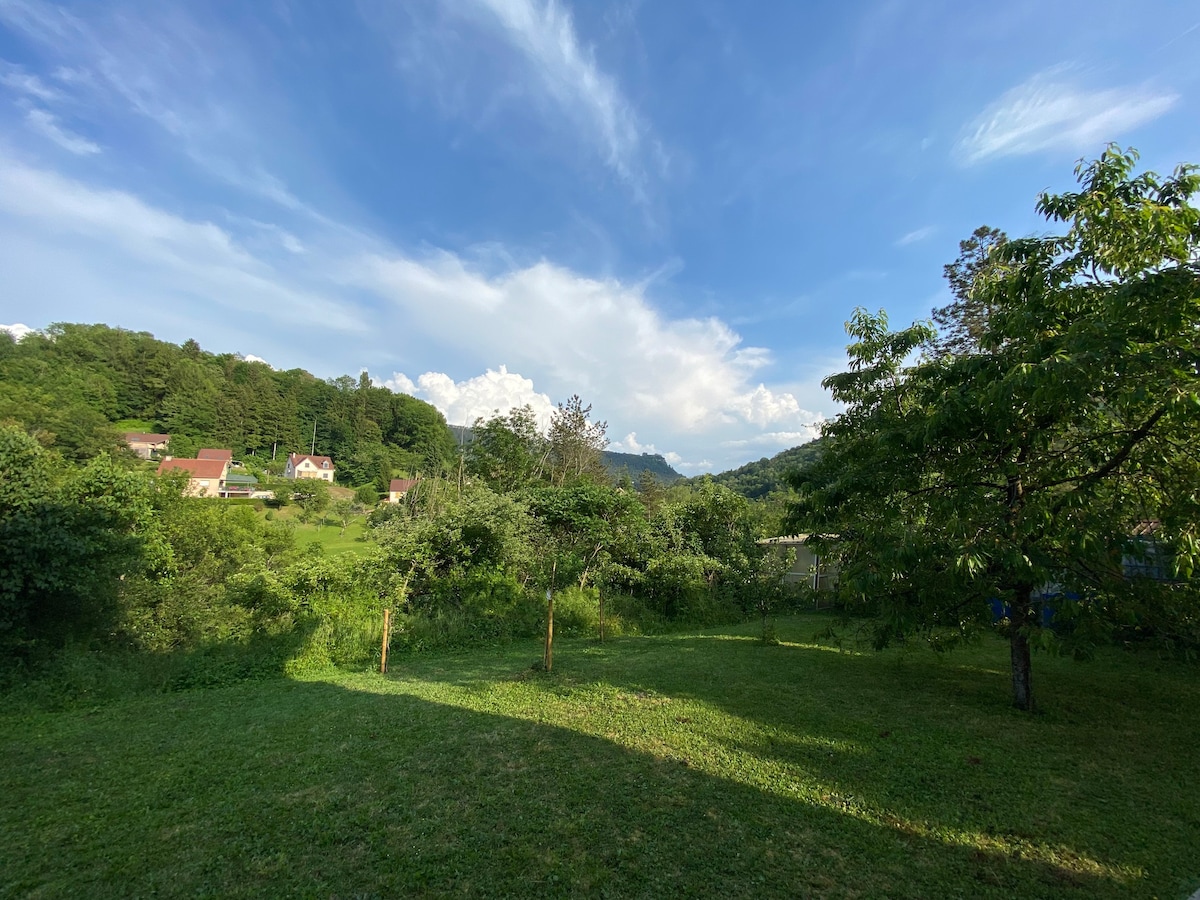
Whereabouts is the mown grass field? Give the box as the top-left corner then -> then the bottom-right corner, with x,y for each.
2,616 -> 1198,898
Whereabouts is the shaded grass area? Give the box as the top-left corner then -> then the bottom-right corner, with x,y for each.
2,616 -> 1198,898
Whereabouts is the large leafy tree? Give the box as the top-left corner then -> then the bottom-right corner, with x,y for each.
789,148 -> 1200,711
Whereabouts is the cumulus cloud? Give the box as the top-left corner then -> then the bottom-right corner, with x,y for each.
610,431 -> 656,454
956,68 -> 1177,165
1,323 -> 34,340
378,366 -> 555,428
353,253 -> 824,439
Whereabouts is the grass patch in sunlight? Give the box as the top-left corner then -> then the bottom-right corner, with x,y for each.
2,615 -> 1198,898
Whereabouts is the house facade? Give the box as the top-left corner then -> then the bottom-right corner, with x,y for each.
122,432 -> 170,460
387,478 -> 418,503
285,453 -> 335,481
758,535 -> 839,592
157,457 -> 230,498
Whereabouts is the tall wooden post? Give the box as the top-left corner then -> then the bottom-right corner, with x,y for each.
598,589 -> 605,643
380,608 -> 391,674
544,588 -> 554,672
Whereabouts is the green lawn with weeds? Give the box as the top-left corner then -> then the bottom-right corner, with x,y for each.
294,516 -> 370,554
2,616 -> 1198,898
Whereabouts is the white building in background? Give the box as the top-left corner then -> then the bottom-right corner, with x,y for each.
285,453 -> 335,482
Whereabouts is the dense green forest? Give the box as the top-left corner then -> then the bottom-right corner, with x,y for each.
697,439 -> 824,500
0,323 -> 457,489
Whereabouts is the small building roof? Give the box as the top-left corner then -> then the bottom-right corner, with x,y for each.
390,478 -> 419,494
157,458 -> 227,479
289,453 -> 335,468
757,534 -> 838,546
197,448 -> 233,462
223,473 -> 258,485
123,432 -> 170,443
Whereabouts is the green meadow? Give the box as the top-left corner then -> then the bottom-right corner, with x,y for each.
3,615 -> 1197,898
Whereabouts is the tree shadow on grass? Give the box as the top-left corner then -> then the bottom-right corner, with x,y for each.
389,627 -> 1196,898
0,677 -> 1133,899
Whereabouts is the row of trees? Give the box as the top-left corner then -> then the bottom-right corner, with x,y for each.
788,148 -> 1200,710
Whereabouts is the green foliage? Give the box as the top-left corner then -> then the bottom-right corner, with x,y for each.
789,147 -> 1200,709
353,483 -> 379,507
696,439 -> 825,499
0,426 -> 156,654
293,478 -> 330,524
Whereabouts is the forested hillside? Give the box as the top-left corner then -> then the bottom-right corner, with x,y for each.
0,323 -> 456,488
601,451 -> 682,485
699,439 -> 825,499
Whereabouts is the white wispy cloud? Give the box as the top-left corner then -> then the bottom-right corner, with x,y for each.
469,0 -> 644,186
895,225 -> 934,246
956,68 -> 1178,165
24,108 -> 100,154
0,153 -> 364,335
0,0 -> 314,214
0,59 -> 62,100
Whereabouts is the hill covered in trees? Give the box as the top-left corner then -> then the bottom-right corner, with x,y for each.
0,323 -> 456,489
601,451 -> 682,485
698,439 -> 825,499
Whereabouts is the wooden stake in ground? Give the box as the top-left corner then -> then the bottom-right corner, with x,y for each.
380,608 -> 391,674
544,588 -> 554,672
598,589 -> 605,643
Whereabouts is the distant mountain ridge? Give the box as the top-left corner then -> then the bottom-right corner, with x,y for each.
601,450 -> 683,485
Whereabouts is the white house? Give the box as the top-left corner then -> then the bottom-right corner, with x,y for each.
285,453 -> 335,482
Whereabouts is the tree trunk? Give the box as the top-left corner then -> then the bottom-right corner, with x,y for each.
1008,587 -> 1035,712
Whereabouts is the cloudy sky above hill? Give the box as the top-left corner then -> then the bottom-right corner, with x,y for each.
1,0 -> 1197,472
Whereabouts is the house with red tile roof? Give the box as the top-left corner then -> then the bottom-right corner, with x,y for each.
285,453 -> 335,482
157,457 -> 230,498
387,478 -> 419,503
197,448 -> 233,463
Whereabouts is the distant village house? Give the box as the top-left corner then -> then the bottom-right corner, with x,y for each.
758,535 -> 839,592
122,432 -> 170,460
157,457 -> 230,498
285,453 -> 335,482
387,478 -> 419,503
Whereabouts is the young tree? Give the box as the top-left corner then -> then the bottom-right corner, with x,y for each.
294,478 -> 331,525
547,395 -> 608,486
789,147 -> 1200,711
467,405 -> 546,491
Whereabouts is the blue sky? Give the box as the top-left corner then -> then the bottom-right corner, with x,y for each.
1,0 -> 1197,473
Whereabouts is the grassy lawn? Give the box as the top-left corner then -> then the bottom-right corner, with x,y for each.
2,616 -> 1198,898
294,517 -> 370,555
